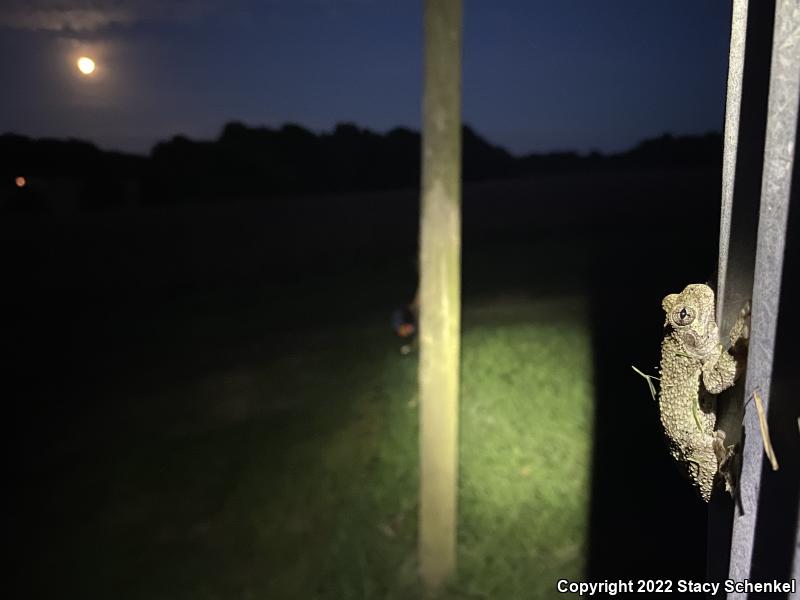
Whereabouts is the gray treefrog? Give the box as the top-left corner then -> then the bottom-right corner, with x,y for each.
658,283 -> 747,502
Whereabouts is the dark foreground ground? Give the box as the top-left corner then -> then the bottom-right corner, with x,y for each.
6,168 -> 720,598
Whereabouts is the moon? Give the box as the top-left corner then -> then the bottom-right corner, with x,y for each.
77,56 -> 96,75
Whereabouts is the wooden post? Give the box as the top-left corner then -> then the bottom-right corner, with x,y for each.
418,0 -> 462,590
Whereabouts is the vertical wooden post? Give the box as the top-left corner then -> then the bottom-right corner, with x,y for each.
418,0 -> 462,590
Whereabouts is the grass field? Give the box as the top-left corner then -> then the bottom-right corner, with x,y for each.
19,287 -> 593,600
9,169 -> 725,595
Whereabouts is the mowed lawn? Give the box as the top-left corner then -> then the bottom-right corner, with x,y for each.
19,290 -> 594,599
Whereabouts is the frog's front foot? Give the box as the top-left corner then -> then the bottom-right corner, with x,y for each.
702,351 -> 738,394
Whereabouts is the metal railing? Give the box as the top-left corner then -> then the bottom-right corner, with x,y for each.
714,1 -> 799,596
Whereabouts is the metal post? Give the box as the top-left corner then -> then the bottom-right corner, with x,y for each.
728,1 -> 800,595
717,0 -> 750,333
709,0 -> 773,581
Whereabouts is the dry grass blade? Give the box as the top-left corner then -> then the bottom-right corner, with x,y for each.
631,365 -> 659,401
752,389 -> 779,471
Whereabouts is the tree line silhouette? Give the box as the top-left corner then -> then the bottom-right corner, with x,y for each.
1,122 -> 722,209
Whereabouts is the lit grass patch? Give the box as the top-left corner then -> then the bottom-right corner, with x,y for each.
456,296 -> 594,599
22,295 -> 593,600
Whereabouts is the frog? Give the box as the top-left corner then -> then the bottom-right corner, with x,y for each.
658,283 -> 748,502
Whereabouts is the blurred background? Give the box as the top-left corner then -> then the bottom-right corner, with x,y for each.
4,1 -> 733,598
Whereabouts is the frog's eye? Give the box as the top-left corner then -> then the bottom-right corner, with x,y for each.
672,305 -> 695,326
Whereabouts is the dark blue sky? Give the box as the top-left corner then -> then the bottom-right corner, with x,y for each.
0,1 -> 732,156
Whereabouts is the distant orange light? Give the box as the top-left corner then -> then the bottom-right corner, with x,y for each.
397,323 -> 416,338
15,176 -> 26,188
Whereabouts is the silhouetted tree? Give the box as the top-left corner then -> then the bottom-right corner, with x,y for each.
1,127 -> 724,209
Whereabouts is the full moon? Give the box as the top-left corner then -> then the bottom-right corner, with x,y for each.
77,56 -> 96,75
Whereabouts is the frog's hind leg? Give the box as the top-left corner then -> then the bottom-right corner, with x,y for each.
688,433 -> 719,502
713,429 -> 738,496
729,300 -> 751,348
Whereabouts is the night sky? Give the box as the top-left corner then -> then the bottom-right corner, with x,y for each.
1,1 -> 732,156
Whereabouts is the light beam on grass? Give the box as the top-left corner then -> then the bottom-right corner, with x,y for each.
458,302 -> 594,596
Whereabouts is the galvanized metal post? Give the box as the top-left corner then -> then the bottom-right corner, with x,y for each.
709,0 -> 745,579
709,0 -> 772,581
717,0 -> 751,335
727,1 -> 800,596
